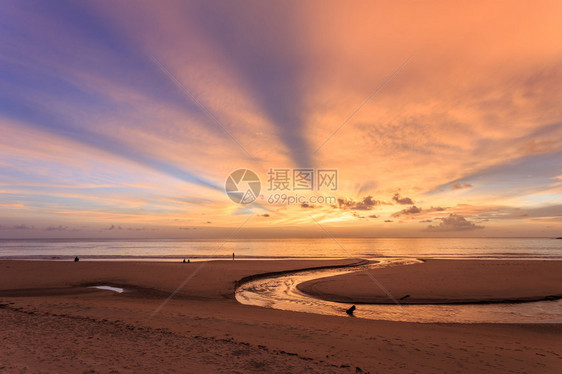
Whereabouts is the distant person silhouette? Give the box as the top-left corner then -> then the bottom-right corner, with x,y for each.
232,252 -> 235,260
74,256 -> 79,262
188,259 -> 190,263
183,259 -> 186,263
346,305 -> 356,316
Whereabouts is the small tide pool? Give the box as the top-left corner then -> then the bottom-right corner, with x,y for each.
89,285 -> 124,293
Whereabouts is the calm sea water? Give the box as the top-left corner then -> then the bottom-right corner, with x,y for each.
0,237 -> 560,260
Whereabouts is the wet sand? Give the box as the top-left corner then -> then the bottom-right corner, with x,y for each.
297,259 -> 562,304
1,259 -> 561,373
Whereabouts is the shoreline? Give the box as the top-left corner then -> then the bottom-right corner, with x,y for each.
2,258 -> 561,306
3,254 -> 562,261
0,259 -> 362,301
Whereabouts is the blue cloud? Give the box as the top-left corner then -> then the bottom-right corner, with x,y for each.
186,1 -> 313,167
0,1 -> 263,191
428,149 -> 562,197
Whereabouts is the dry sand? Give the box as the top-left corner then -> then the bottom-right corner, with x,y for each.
1,259 -> 561,373
297,259 -> 562,304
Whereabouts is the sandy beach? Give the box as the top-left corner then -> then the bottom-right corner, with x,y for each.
298,259 -> 562,304
1,259 -> 561,373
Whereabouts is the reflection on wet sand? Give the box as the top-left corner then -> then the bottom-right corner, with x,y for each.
236,259 -> 562,324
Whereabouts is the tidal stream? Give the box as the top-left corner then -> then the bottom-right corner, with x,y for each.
235,259 -> 562,323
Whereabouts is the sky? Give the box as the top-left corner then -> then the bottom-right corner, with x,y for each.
0,0 -> 561,239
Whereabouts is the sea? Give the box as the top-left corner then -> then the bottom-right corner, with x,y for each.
0,237 -> 560,261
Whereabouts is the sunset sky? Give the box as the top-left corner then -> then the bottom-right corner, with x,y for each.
1,1 -> 561,238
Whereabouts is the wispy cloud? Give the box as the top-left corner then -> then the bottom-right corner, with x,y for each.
392,205 -> 422,217
450,183 -> 473,190
337,196 -> 382,211
426,214 -> 484,232
392,193 -> 414,205
0,224 -> 33,230
0,1 -> 561,237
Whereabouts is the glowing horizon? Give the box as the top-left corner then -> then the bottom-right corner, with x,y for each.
0,1 -> 561,239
